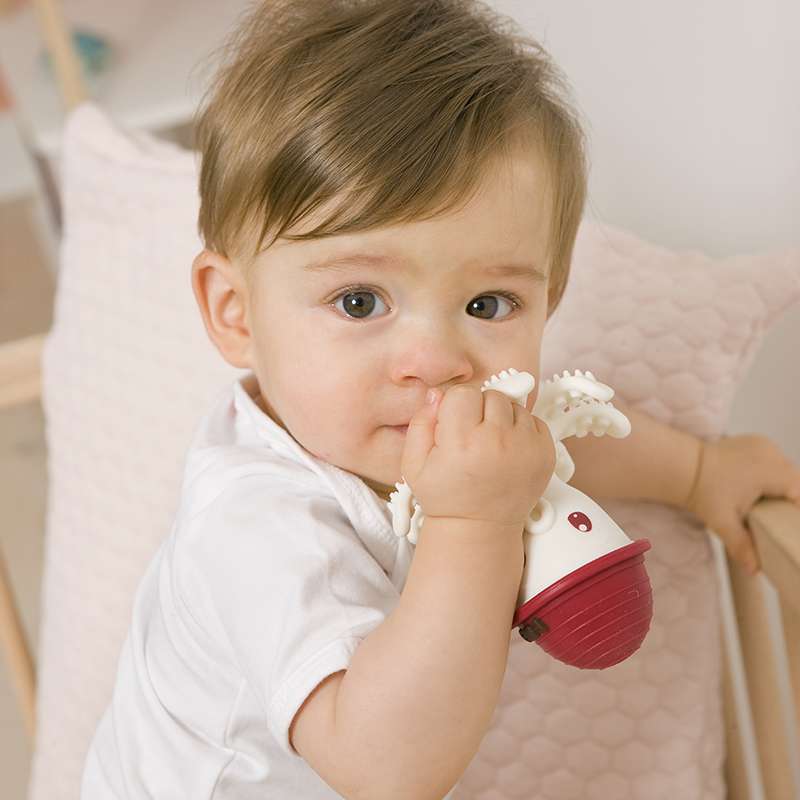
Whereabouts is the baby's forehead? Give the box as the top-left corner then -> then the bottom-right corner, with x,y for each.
244,154 -> 553,292
263,144 -> 550,238
256,243 -> 548,298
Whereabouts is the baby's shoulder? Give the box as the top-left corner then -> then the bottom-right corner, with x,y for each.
172,451 -> 356,588
181,442 -> 327,515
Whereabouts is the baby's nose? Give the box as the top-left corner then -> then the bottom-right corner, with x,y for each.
388,332 -> 474,389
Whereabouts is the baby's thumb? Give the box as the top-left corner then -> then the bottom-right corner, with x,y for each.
400,388 -> 441,479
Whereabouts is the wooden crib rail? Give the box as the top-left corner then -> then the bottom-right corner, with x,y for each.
1,0 -> 83,413
0,333 -> 44,411
0,0 -> 84,412
722,499 -> 800,800
0,0 -> 81,411
749,500 -> 800,616
31,0 -> 88,111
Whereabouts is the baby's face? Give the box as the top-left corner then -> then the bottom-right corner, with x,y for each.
244,149 -> 552,500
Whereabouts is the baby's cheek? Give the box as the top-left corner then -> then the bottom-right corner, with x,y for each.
296,390 -> 361,462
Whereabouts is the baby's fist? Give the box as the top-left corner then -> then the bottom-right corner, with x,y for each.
400,384 -> 556,529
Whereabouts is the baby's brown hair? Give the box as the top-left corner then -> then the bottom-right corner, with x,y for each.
194,0 -> 588,316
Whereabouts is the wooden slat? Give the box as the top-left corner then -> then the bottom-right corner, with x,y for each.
0,334 -> 43,741
727,558 -> 795,799
31,0 -> 88,111
722,647 -> 751,800
0,545 -> 35,741
751,500 -> 800,749
779,602 -> 800,748
749,500 -> 800,615
721,499 -> 800,799
0,333 -> 45,411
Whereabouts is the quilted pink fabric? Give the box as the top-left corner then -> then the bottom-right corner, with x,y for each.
29,103 -> 800,800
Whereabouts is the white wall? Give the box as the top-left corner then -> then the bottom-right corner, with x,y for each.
495,0 -> 800,461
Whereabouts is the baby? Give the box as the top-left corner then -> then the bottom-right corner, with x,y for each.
81,1 -> 800,798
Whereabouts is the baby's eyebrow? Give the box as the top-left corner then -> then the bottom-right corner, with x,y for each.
302,252 -> 547,283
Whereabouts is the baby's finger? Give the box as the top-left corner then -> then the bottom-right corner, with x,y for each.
482,388 -> 515,427
437,384 -> 482,441
761,470 -> 800,503
512,401 -> 533,427
782,465 -> 800,504
752,440 -> 800,502
401,389 -> 441,480
719,517 -> 761,576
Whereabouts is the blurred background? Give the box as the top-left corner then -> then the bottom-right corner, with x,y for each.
0,0 -> 797,797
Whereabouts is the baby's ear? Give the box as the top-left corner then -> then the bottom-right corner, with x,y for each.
191,249 -> 253,369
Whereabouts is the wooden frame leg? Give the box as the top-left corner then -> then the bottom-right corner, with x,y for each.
0,543 -> 36,741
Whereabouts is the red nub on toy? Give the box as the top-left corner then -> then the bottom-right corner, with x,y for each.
513,539 -> 653,669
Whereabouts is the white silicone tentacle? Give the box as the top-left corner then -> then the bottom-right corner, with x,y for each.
387,479 -> 425,544
554,440 -> 575,483
388,481 -> 414,538
389,537 -> 414,591
532,369 -> 630,443
408,503 -> 425,545
481,366 -> 535,408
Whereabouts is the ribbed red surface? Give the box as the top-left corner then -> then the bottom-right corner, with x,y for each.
515,540 -> 653,669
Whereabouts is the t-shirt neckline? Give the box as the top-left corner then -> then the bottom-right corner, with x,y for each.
231,373 -> 399,552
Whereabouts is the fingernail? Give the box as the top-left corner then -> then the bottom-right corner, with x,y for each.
426,389 -> 438,405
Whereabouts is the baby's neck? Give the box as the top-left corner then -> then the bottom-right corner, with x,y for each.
361,476 -> 395,503
254,391 -> 285,428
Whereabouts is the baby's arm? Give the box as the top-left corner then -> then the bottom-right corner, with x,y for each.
562,396 -> 701,509
563,397 -> 800,575
291,517 -> 523,800
292,383 -> 554,800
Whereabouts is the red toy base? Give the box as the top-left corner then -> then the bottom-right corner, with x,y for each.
514,539 -> 653,669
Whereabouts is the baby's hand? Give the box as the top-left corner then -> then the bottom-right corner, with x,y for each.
686,434 -> 800,575
400,385 -> 556,531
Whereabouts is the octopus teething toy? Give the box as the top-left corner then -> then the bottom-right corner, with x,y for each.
387,368 -> 653,670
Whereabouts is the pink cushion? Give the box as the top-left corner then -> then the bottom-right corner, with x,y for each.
30,102 -> 800,800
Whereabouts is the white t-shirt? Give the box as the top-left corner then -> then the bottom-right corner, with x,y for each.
81,372 -> 428,799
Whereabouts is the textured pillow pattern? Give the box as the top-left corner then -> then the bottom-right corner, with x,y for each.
29,103 -> 800,800
29,105 -> 246,800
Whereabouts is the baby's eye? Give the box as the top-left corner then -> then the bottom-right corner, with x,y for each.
331,288 -> 521,320
467,293 -> 520,320
333,289 -> 388,319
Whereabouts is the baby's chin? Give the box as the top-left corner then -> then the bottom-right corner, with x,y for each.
308,429 -> 404,500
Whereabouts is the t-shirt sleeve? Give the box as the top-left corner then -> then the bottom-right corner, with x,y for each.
174,473 -> 399,756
